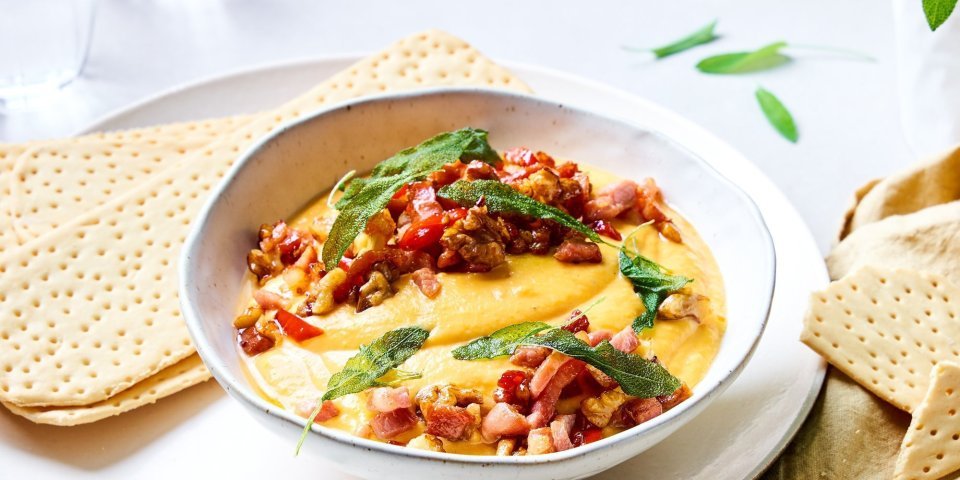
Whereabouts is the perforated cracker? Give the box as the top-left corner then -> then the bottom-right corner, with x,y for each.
894,362 -> 960,480
801,267 -> 960,413
2,354 -> 209,426
0,29 -> 531,407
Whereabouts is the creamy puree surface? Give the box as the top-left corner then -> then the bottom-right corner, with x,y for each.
239,164 -> 726,454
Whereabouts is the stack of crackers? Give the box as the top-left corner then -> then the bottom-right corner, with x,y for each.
802,148 -> 960,480
0,30 -> 531,426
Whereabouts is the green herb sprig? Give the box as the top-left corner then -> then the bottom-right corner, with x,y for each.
755,87 -> 799,143
619,250 -> 691,332
623,20 -> 720,59
924,0 -> 958,31
696,41 -> 790,74
322,128 -> 500,270
452,323 -> 680,398
295,326 -> 429,454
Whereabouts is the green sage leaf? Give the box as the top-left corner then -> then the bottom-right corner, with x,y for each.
627,20 -> 719,59
923,0 -> 959,30
618,250 -> 691,333
696,41 -> 790,74
755,87 -> 799,143
451,322 -> 551,360
322,326 -> 430,401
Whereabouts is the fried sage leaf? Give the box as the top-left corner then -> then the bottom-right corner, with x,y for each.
624,20 -> 719,59
322,326 -> 430,401
323,128 -> 499,270
296,326 -> 429,455
755,87 -> 799,143
696,41 -> 790,74
437,179 -> 602,242
619,250 -> 692,333
453,323 -> 680,398
451,322 -> 551,360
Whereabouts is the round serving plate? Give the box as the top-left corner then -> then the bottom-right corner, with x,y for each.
0,56 -> 827,480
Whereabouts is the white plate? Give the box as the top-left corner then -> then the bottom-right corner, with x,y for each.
0,57 -> 827,480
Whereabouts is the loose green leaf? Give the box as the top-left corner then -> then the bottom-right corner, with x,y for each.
696,41 -> 790,74
624,20 -> 719,59
452,322 -> 551,360
924,0 -> 959,30
323,128 -> 499,270
528,329 -> 681,398
296,326 -> 429,455
619,250 -> 692,333
453,322 -> 680,398
755,87 -> 799,143
322,326 -> 430,401
437,180 -> 602,243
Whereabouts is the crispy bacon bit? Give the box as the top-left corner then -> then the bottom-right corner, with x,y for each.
527,358 -> 586,428
584,364 -> 617,389
553,239 -> 602,264
481,402 -> 530,442
556,162 -> 579,178
368,387 -> 412,413
610,327 -> 639,354
238,327 -> 274,356
636,178 -> 682,243
370,408 -> 418,440
529,352 -> 569,397
424,404 -> 476,441
463,160 -> 498,181
253,289 -> 285,311
411,268 -> 441,298
589,219 -> 622,241
526,427 -> 556,455
657,384 -> 693,411
618,397 -> 663,427
550,414 -> 576,451
295,400 -> 340,422
584,180 -> 639,222
562,309 -> 590,333
510,346 -> 551,368
587,329 -> 613,347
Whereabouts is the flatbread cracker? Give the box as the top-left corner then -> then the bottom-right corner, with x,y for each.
2,354 -> 209,426
827,201 -> 960,285
894,362 -> 960,480
0,29 -> 531,408
849,145 -> 960,235
801,267 -> 960,413
836,177 -> 881,243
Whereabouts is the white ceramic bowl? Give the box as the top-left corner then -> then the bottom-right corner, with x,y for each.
180,89 -> 775,480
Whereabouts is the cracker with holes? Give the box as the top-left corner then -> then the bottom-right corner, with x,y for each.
0,29 -> 530,414
895,361 -> 960,480
801,266 -> 960,413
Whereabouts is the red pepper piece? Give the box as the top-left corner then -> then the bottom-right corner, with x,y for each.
275,308 -> 323,342
398,214 -> 445,251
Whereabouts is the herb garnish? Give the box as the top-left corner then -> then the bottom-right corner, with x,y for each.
322,128 -> 500,270
453,323 -> 680,398
696,41 -> 790,74
924,0 -> 958,31
624,20 -> 720,59
295,326 -> 429,454
619,249 -> 691,333
437,179 -> 602,243
755,87 -> 799,143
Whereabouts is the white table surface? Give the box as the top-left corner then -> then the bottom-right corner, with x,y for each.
0,0 -> 916,477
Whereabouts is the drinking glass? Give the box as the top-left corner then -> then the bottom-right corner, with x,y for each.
0,0 -> 97,99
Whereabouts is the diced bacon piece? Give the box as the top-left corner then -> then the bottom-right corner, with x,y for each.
481,402 -> 530,442
527,427 -> 556,455
424,404 -> 475,441
510,346 -> 551,368
293,400 -> 340,423
553,239 -> 602,264
368,387 -> 412,413
657,384 -> 693,411
587,329 -> 613,347
238,327 -> 274,356
253,289 -> 285,310
370,408 -> 418,440
610,327 -> 639,353
562,309 -> 590,334
411,268 -> 441,298
527,359 -> 585,428
550,414 -> 576,451
583,180 -> 639,221
529,352 -> 568,397
620,397 -> 663,426
585,364 -> 618,389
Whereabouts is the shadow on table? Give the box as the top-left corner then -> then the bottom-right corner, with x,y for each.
0,380 -> 223,470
